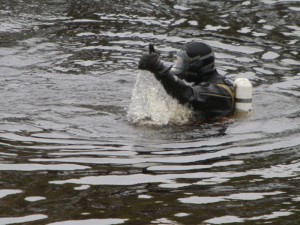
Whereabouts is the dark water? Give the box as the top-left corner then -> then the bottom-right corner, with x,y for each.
0,0 -> 300,224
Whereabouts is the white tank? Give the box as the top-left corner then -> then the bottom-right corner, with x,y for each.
234,78 -> 252,113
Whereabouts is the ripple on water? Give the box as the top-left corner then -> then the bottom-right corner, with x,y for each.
47,219 -> 128,225
204,211 -> 294,224
49,159 -> 300,187
178,191 -> 284,204
24,196 -> 46,202
0,163 -> 90,171
0,214 -> 48,225
0,189 -> 22,199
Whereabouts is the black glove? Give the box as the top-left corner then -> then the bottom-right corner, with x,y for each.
138,53 -> 171,78
138,44 -> 171,79
138,53 -> 163,73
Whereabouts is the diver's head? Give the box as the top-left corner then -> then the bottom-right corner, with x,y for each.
171,41 -> 215,80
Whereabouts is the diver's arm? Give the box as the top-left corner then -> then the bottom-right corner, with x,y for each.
138,53 -> 220,106
156,70 -> 234,115
138,52 -> 194,104
154,70 -> 195,105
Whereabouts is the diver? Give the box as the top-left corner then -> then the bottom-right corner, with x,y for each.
138,41 -> 235,118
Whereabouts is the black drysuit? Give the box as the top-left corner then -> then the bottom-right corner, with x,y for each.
154,69 -> 235,118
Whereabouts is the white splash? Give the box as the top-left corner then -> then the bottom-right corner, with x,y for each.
127,70 -> 194,125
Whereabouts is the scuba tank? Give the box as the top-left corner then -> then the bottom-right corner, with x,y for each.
234,78 -> 252,113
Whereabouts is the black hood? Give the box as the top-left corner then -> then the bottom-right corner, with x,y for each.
171,41 -> 216,81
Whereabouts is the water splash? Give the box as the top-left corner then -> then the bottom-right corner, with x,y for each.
127,70 -> 194,125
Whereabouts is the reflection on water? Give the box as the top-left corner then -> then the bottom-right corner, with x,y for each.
0,0 -> 299,224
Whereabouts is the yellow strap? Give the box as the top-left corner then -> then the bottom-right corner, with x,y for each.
217,84 -> 235,107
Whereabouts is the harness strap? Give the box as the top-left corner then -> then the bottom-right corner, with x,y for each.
217,84 -> 235,109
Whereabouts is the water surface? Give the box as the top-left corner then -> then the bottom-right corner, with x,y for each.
0,0 -> 299,224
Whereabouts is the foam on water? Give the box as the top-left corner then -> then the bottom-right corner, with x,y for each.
127,70 -> 194,125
